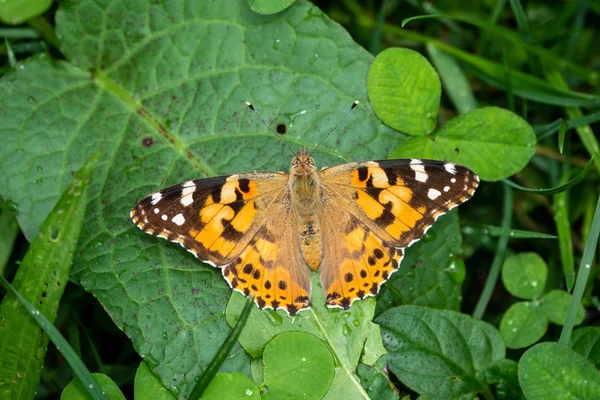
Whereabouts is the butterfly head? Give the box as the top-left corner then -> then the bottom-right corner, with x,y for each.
290,147 -> 316,176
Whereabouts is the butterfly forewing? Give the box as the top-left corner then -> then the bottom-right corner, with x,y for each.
130,172 -> 312,315
320,158 -> 479,248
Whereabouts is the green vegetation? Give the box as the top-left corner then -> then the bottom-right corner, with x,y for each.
0,0 -> 598,399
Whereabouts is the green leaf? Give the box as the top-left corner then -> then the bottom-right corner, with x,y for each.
518,343 -> 600,400
499,302 -> 547,349
190,297 -> 254,400
540,290 -> 585,326
262,332 -> 334,400
247,0 -> 296,15
0,0 -> 52,25
376,305 -> 505,398
61,373 -> 125,400
391,107 -> 536,181
501,253 -> 547,300
134,362 -> 176,400
367,47 -> 440,135
482,360 -> 524,400
0,275 -> 107,400
376,212 -> 465,315
0,1 -> 406,397
0,150 -> 98,400
571,327 -> 600,368
200,373 -> 261,400
463,225 -> 557,240
357,356 -> 399,400
226,272 -> 378,400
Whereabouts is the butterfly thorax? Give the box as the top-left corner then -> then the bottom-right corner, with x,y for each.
289,149 -> 323,271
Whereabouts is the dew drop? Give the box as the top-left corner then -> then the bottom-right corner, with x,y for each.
88,384 -> 94,389
301,357 -> 306,362
245,388 -> 253,396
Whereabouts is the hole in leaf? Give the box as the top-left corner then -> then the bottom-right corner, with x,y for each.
276,123 -> 287,135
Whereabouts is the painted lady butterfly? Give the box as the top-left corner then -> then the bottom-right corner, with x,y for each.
131,103 -> 479,315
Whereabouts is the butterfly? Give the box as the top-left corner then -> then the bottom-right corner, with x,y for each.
130,105 -> 479,316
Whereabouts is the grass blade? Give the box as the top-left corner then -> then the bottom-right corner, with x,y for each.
0,197 -> 19,275
473,184 -> 513,319
188,296 -> 254,400
559,195 -> 600,345
463,225 -> 557,240
0,150 -> 100,399
0,275 -> 107,400
502,157 -> 594,195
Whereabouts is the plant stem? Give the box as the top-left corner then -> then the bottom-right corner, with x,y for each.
473,183 -> 513,319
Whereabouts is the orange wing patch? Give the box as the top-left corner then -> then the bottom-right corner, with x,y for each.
323,223 -> 403,309
223,227 -> 311,315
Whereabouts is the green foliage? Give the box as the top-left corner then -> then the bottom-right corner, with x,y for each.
376,305 -> 505,399
0,151 -> 97,399
262,332 -> 334,399
0,0 -> 52,25
1,0 -> 599,399
499,253 -> 585,349
368,48 -> 441,135
518,343 -> 600,400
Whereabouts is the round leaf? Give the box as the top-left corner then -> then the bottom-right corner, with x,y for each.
501,253 -> 547,300
61,373 -> 125,400
200,373 -> 261,400
263,332 -> 334,399
519,343 -> 600,400
391,107 -> 536,181
247,0 -> 296,14
376,305 -> 505,398
368,48 -> 441,135
540,290 -> 585,326
500,302 -> 547,349
134,362 -> 176,400
0,0 -> 52,25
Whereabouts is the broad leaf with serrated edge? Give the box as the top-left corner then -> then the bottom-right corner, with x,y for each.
376,305 -> 505,399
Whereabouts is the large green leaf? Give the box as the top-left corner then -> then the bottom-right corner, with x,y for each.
0,0 -> 405,398
376,305 -> 505,399
518,343 -> 600,400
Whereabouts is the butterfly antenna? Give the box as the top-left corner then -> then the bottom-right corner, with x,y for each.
245,102 -> 297,157
309,100 -> 359,157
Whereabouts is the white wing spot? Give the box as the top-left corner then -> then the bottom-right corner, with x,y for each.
182,180 -> 195,188
154,208 -> 160,214
427,188 -> 442,200
180,184 -> 196,207
410,164 -> 428,182
451,178 -> 457,183
151,192 -> 162,205
444,163 -> 456,174
443,186 -> 450,192
410,159 -> 423,165
180,195 -> 194,207
172,213 -> 185,226
161,214 -> 168,221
